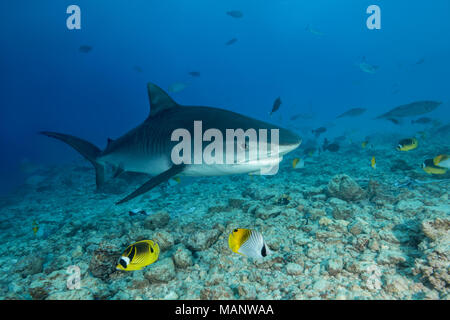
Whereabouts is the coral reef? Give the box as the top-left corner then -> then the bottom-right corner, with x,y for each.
0,140 -> 448,300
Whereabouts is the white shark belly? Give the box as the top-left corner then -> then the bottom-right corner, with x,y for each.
101,144 -> 292,177
182,156 -> 283,176
99,154 -> 170,175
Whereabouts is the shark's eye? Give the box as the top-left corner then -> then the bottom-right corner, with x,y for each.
233,229 -> 238,233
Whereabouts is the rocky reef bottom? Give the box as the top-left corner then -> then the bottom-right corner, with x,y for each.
0,143 -> 449,300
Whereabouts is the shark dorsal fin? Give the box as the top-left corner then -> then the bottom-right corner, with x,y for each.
147,83 -> 178,118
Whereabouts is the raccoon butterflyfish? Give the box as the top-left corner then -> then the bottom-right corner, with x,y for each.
433,154 -> 450,169
116,240 -> 160,271
422,159 -> 447,175
228,229 -> 271,259
362,141 -> 368,148
396,138 -> 418,151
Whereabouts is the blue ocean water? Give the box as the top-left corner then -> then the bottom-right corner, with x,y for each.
0,1 -> 449,300
1,0 -> 449,193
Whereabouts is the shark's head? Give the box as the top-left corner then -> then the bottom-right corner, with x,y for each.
205,122 -> 302,176
277,127 -> 303,156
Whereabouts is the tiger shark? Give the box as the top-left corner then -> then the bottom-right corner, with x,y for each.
42,83 -> 301,204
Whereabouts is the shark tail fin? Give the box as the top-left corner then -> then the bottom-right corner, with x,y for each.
40,131 -> 105,189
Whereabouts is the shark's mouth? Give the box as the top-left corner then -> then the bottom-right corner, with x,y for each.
234,141 -> 301,164
236,155 -> 283,168
230,141 -> 301,175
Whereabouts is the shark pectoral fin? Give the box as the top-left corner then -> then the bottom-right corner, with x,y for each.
116,164 -> 186,205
